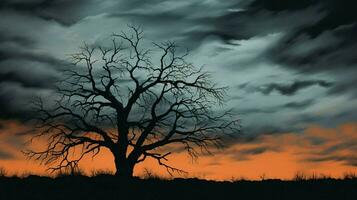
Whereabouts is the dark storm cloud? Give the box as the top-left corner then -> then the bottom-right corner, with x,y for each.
0,83 -> 37,120
0,48 -> 67,68
206,0 -> 325,43
0,0 -> 169,27
0,55 -> 63,89
106,0 -> 357,104
4,0 -> 354,71
0,58 -> 64,120
240,125 -> 303,140
259,0 -> 357,71
108,9 -> 211,50
249,0 -> 319,11
270,23 -> 357,72
218,125 -> 292,149
0,72 -> 48,89
328,78 -> 357,98
235,99 -> 315,138
282,99 -> 315,109
0,0 -> 90,26
0,0 -> 355,132
0,33 -> 34,47
247,0 -> 357,100
2,0 -> 354,69
238,107 -> 276,115
237,99 -> 315,116
294,109 -> 357,129
261,80 -> 333,96
238,80 -> 333,96
0,22 -> 66,120
206,0 -> 357,100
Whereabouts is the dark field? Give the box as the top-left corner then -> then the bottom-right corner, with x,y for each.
1,175 -> 357,200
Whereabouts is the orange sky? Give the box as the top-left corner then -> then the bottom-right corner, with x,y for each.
1,120 -> 357,180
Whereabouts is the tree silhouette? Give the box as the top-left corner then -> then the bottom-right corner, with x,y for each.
25,26 -> 240,178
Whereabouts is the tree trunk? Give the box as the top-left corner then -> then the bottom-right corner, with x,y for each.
113,153 -> 134,178
112,125 -> 134,178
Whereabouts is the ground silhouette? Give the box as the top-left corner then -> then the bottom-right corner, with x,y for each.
1,174 -> 357,200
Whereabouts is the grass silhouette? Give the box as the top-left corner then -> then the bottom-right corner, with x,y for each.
1,170 -> 357,200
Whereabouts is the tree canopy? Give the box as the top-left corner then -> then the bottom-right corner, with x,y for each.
25,26 -> 240,177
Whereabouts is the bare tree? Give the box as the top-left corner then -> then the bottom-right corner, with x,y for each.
25,26 -> 240,178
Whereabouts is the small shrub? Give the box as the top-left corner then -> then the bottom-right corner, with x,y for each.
293,171 -> 307,181
259,173 -> 266,181
55,166 -> 86,178
230,176 -> 247,182
309,172 -> 319,180
20,171 -> 34,178
0,167 -> 6,177
343,172 -> 357,180
142,168 -> 162,180
90,169 -> 114,177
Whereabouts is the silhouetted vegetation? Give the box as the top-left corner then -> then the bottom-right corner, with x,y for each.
1,173 -> 357,200
25,25 -> 239,178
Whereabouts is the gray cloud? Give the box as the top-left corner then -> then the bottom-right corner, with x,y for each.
0,34 -> 65,120
0,150 -> 14,160
236,99 -> 315,116
328,77 -> 357,98
238,80 -> 333,96
282,99 -> 316,109
0,0 -> 93,26
239,146 -> 273,155
222,142 -> 283,161
261,80 -> 332,96
306,155 -> 357,166
0,0 -> 355,142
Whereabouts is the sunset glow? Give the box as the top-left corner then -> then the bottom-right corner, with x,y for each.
1,120 -> 356,180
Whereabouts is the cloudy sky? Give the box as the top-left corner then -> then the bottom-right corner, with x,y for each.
0,0 -> 357,179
